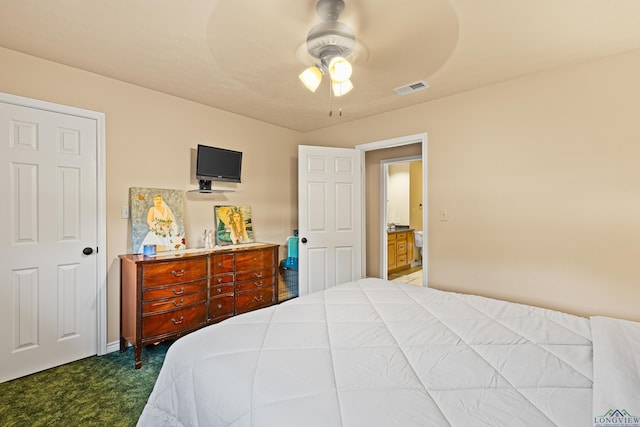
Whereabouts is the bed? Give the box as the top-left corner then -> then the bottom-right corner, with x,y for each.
137,278 -> 640,427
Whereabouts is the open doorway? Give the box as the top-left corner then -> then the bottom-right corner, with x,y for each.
356,133 -> 427,287
383,157 -> 423,286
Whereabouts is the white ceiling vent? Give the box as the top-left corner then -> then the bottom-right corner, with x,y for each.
393,80 -> 430,96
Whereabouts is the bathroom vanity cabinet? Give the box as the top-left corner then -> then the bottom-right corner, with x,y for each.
387,229 -> 414,273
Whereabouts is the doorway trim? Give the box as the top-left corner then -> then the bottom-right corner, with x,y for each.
1,91 -> 107,356
356,133 -> 428,286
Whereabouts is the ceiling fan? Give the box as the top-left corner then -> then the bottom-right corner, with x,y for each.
299,0 -> 355,97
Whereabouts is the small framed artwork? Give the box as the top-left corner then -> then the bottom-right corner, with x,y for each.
214,206 -> 254,246
130,187 -> 187,253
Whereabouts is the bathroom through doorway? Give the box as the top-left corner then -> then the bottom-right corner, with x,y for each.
383,156 -> 424,285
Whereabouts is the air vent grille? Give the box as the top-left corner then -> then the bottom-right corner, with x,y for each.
393,80 -> 430,96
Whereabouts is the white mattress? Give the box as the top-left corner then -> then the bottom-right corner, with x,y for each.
137,278 -> 640,427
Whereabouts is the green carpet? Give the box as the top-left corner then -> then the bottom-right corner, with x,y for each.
0,341 -> 171,427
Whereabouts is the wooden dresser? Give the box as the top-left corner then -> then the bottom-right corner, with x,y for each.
119,243 -> 278,368
387,230 -> 414,273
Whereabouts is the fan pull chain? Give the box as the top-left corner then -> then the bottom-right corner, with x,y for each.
327,81 -> 344,117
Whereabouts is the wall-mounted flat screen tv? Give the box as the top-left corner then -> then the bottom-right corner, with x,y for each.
196,144 -> 243,184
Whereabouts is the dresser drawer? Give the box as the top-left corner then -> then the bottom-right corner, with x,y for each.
208,296 -> 234,320
142,259 -> 207,287
142,303 -> 206,337
210,273 -> 234,286
142,279 -> 207,301
236,249 -> 275,272
397,240 -> 407,254
235,275 -> 275,293
209,283 -> 234,298
235,287 -> 275,314
210,254 -> 234,274
235,267 -> 274,283
142,290 -> 206,314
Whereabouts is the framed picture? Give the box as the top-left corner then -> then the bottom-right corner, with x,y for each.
129,187 -> 187,253
214,206 -> 254,246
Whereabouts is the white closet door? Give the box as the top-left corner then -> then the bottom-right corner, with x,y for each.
0,100 -> 98,382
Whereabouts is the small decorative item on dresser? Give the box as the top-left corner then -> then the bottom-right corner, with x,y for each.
142,244 -> 156,256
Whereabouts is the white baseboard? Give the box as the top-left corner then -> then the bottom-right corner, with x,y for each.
106,340 -> 124,354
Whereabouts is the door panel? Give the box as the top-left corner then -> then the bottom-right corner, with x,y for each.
298,145 -> 362,295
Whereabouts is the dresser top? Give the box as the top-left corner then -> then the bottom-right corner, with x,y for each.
119,242 -> 279,263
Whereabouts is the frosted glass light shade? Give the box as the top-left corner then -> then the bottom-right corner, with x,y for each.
328,57 -> 352,83
299,67 -> 323,92
332,79 -> 353,97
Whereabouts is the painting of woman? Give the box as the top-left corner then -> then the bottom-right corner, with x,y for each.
215,206 -> 254,246
137,194 -> 177,252
130,188 -> 186,253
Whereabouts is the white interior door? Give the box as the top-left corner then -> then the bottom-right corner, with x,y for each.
0,99 -> 99,382
298,145 -> 362,295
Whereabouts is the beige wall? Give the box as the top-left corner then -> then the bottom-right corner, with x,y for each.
3,43 -> 640,347
409,160 -> 423,263
304,48 -> 640,322
388,163 -> 411,226
409,160 -> 423,233
0,47 -> 303,343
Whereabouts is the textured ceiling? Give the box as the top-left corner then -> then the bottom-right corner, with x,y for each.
2,0 -> 640,132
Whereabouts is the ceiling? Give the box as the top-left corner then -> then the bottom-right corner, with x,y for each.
2,0 -> 640,133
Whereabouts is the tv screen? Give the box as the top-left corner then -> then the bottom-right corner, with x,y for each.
196,144 -> 243,183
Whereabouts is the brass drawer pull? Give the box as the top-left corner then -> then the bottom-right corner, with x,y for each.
254,272 -> 263,278
171,316 -> 184,325
172,287 -> 185,295
253,294 -> 264,302
254,281 -> 263,287
217,278 -> 222,283
216,262 -> 222,267
216,288 -> 222,293
172,269 -> 185,277
217,303 -> 222,309
172,298 -> 185,307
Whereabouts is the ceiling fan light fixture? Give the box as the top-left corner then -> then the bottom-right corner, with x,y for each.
299,66 -> 323,92
300,0 -> 356,109
328,56 -> 352,83
332,79 -> 353,97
